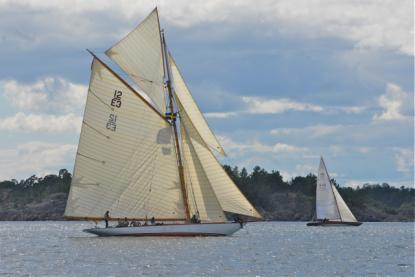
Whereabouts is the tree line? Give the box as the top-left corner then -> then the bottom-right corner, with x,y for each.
0,167 -> 413,221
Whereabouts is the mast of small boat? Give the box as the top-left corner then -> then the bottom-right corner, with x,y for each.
160,27 -> 191,223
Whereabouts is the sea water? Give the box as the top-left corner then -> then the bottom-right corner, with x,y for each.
0,221 -> 413,276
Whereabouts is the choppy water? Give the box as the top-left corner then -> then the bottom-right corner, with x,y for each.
0,221 -> 413,276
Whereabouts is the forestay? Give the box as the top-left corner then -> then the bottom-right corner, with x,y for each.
332,185 -> 357,222
179,102 -> 262,219
169,54 -> 225,156
316,158 -> 341,221
105,8 -> 166,113
64,58 -> 185,220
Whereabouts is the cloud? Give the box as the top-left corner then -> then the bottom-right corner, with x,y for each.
204,112 -> 237,118
271,124 -> 342,138
393,148 -> 414,174
218,135 -> 307,156
0,112 -> 82,132
373,83 -> 413,122
272,143 -> 307,154
1,77 -> 87,114
0,0 -> 411,55
0,141 -> 77,180
242,96 -> 323,114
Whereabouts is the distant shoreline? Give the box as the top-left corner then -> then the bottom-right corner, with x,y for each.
1,169 -> 414,223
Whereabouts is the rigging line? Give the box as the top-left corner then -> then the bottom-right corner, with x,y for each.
89,89 -> 113,110
77,152 -> 105,165
82,120 -> 110,139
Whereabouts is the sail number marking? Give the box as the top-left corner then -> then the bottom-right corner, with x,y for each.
106,114 -> 117,132
106,90 -> 122,132
111,90 -> 123,108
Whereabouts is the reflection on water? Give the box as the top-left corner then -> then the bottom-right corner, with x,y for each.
0,222 -> 413,276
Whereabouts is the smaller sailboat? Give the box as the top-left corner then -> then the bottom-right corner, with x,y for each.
307,157 -> 362,226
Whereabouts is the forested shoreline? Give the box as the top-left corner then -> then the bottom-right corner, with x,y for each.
0,167 -> 413,221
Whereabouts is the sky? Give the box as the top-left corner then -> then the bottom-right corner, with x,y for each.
0,0 -> 413,187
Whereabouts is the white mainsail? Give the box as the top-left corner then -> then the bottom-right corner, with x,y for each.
105,8 -> 166,113
316,158 -> 341,220
179,103 -> 262,219
316,157 -> 357,222
169,54 -> 225,156
64,58 -> 185,220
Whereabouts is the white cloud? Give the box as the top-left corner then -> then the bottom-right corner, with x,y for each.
218,135 -> 307,156
338,106 -> 367,114
393,148 -> 414,174
0,0 -> 411,55
271,124 -> 342,138
279,164 -> 316,181
1,77 -> 87,114
242,96 -> 323,114
272,143 -> 307,154
218,135 -> 272,155
373,83 -> 413,122
0,141 -> 77,180
0,112 -> 82,132
204,112 -> 237,118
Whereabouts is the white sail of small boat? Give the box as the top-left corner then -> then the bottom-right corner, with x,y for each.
307,157 -> 362,226
64,8 -> 261,236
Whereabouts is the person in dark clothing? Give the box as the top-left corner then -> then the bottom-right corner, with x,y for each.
191,214 -> 201,224
234,216 -> 243,228
104,211 -> 110,228
150,217 -> 156,225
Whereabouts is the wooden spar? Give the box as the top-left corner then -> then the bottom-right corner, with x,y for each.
160,30 -> 191,222
65,216 -> 186,221
85,49 -> 169,124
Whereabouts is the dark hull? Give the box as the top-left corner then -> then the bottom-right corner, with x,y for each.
307,221 -> 362,227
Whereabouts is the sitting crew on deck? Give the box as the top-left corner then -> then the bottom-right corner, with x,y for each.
191,214 -> 201,224
130,220 -> 141,227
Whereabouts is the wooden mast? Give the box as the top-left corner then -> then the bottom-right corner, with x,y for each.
160,29 -> 191,222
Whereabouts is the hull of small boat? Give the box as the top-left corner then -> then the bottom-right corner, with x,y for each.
307,221 -> 362,227
84,222 -> 242,237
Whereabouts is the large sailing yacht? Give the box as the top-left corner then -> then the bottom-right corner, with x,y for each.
307,157 -> 362,226
64,8 -> 262,236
